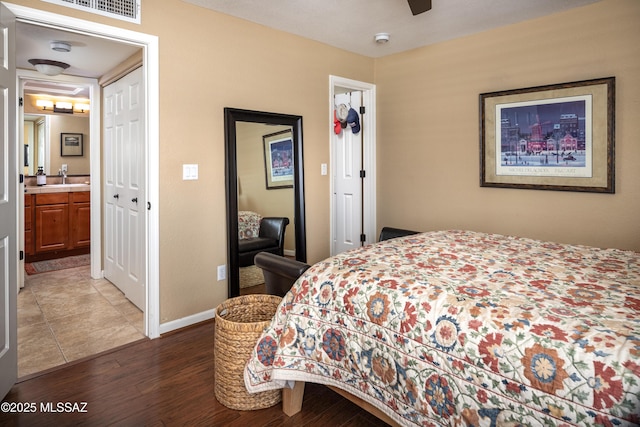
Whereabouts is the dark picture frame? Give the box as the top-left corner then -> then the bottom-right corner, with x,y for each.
263,129 -> 294,189
480,77 -> 615,193
60,133 -> 84,157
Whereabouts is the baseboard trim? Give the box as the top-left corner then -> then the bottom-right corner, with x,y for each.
159,308 -> 216,335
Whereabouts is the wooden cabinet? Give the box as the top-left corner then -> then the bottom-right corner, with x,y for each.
24,194 -> 33,256
26,191 -> 90,262
70,192 -> 91,248
34,193 -> 69,253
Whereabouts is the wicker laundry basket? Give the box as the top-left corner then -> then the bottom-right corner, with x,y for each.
214,294 -> 283,410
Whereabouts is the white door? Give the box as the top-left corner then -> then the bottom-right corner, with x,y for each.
103,67 -> 145,310
0,2 -> 18,399
333,92 -> 363,254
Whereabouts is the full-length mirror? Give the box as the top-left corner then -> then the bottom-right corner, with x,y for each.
225,108 -> 306,297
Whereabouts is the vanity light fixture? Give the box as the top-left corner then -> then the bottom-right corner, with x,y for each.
74,103 -> 90,113
54,101 -> 73,114
28,59 -> 70,76
36,99 -> 54,110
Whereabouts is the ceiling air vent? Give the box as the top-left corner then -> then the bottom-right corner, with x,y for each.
42,0 -> 141,24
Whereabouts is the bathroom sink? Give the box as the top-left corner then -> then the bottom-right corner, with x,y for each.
25,183 -> 90,194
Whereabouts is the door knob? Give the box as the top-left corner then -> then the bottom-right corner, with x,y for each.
113,194 -> 119,199
132,197 -> 138,203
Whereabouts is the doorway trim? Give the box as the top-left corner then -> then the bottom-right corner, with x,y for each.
7,2 -> 160,338
329,75 -> 377,255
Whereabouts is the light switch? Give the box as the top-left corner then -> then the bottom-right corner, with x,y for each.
321,163 -> 327,176
183,164 -> 198,180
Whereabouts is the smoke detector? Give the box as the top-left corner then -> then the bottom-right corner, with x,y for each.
375,33 -> 390,44
50,41 -> 71,52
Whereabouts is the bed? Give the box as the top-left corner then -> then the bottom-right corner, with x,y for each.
244,230 -> 640,426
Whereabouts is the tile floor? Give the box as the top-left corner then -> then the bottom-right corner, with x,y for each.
18,264 -> 145,378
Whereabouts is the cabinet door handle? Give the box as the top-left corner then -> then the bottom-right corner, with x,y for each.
131,197 -> 138,203
113,194 -> 119,199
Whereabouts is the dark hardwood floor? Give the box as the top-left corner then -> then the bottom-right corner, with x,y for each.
1,320 -> 390,426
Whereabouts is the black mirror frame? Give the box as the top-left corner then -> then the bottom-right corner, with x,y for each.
224,108 -> 307,297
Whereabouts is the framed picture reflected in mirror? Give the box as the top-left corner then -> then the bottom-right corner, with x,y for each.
61,133 -> 84,156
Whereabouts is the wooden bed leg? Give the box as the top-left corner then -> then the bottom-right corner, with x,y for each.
282,381 -> 305,416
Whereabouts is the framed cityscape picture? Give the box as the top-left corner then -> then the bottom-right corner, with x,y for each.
263,129 -> 294,189
480,77 -> 614,193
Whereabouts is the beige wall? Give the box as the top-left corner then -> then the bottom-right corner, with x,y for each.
12,0 -> 639,327
47,115 -> 90,175
146,4 -> 373,323
375,0 -> 640,252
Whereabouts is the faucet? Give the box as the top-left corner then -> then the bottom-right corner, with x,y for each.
61,164 -> 68,184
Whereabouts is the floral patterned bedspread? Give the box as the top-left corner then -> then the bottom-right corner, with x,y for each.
244,230 -> 640,426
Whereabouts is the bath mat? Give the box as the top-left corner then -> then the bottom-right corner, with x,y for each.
25,254 -> 91,275
240,265 -> 264,289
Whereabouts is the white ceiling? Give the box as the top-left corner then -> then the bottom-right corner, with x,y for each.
182,0 -> 601,58
17,21 -> 140,98
17,0 -> 600,97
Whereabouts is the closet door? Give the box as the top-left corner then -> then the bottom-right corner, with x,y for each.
103,67 -> 146,310
333,92 -> 363,255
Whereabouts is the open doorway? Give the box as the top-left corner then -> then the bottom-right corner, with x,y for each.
18,75 -> 145,378
10,4 -> 160,379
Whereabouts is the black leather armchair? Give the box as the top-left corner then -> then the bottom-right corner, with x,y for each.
254,252 -> 310,297
238,217 -> 289,267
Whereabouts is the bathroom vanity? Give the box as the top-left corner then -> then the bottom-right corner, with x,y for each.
24,183 -> 91,262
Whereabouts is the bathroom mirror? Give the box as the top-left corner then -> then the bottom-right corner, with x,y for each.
23,113 -> 90,176
225,108 -> 306,297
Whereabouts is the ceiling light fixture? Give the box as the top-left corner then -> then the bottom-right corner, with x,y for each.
50,41 -> 72,52
28,59 -> 70,76
375,33 -> 390,44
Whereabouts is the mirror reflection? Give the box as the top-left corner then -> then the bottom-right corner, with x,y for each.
236,122 -> 296,251
23,113 -> 90,177
225,108 -> 306,297
237,123 -> 295,292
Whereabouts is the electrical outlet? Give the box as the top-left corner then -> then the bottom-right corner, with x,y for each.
217,265 -> 226,281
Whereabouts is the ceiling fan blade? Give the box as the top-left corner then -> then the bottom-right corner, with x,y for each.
407,0 -> 432,16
